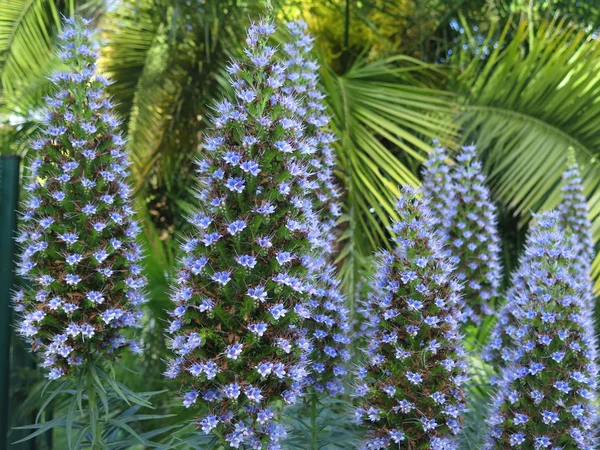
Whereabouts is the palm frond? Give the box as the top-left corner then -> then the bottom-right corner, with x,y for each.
0,0 -> 60,92
0,0 -> 105,108
456,17 -> 600,290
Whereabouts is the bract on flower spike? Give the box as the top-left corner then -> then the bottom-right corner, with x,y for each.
163,17 -> 356,449
282,19 -> 352,397
354,186 -> 468,450
13,16 -> 147,380
484,211 -> 599,449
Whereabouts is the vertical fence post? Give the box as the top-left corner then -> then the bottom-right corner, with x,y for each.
0,155 -> 20,450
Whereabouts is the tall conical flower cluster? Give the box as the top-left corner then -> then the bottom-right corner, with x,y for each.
354,187 -> 468,450
164,19 -> 349,448
283,20 -> 341,250
484,212 -> 599,449
484,162 -> 598,368
558,161 -> 595,267
282,20 -> 351,396
421,146 -> 454,235
421,146 -> 502,326
446,147 -> 502,324
482,234 -> 536,366
12,17 -> 146,380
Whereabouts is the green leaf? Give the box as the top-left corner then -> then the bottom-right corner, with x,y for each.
455,16 -> 600,291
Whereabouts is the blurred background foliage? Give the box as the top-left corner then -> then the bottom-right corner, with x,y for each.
3,0 -> 600,448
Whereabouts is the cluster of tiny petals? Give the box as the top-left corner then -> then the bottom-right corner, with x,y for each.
484,163 -> 599,369
484,211 -> 599,449
283,20 -> 342,250
282,20 -> 351,396
354,186 -> 468,449
422,145 -> 502,326
12,17 -> 146,380
558,162 -> 595,268
557,162 -> 600,394
447,146 -> 502,324
165,18 -> 349,449
420,145 -> 454,234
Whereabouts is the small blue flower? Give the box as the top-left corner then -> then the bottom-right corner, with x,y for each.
211,271 -> 231,286
227,220 -> 246,235
236,255 -> 256,269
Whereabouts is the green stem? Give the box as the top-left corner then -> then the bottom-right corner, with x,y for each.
86,366 -> 101,449
311,394 -> 318,450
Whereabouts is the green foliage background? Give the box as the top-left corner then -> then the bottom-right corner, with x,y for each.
2,0 -> 600,448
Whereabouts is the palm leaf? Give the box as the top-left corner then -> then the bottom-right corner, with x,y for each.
455,16 -> 600,291
0,0 -> 105,109
0,0 -> 60,92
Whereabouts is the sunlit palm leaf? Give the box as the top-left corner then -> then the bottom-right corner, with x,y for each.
0,0 -> 60,92
456,17 -> 600,291
0,0 -> 105,114
102,10 -> 185,191
321,55 -> 457,305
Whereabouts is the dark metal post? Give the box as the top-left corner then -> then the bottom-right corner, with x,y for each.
0,155 -> 20,450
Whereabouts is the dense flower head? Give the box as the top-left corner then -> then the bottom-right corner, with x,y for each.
165,18 -> 349,449
484,211 -> 599,449
558,161 -> 595,267
446,146 -> 502,324
420,145 -> 454,234
484,163 -> 598,368
483,239 -> 535,367
282,19 -> 351,396
354,186 -> 468,450
421,145 -> 502,326
282,20 -> 342,251
12,17 -> 146,380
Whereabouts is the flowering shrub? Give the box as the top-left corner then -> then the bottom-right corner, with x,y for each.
164,18 -> 352,448
447,147 -> 501,324
8,13 -> 600,450
282,19 -> 351,396
12,17 -> 146,380
354,186 -> 468,450
422,146 -> 501,326
484,211 -> 599,449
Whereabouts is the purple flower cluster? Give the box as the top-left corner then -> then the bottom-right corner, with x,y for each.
558,161 -> 595,268
484,162 -> 598,368
12,17 -> 146,380
282,20 -> 351,396
422,145 -> 502,326
421,146 -> 454,234
354,187 -> 468,450
283,20 -> 342,251
484,211 -> 599,449
164,19 -> 350,449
